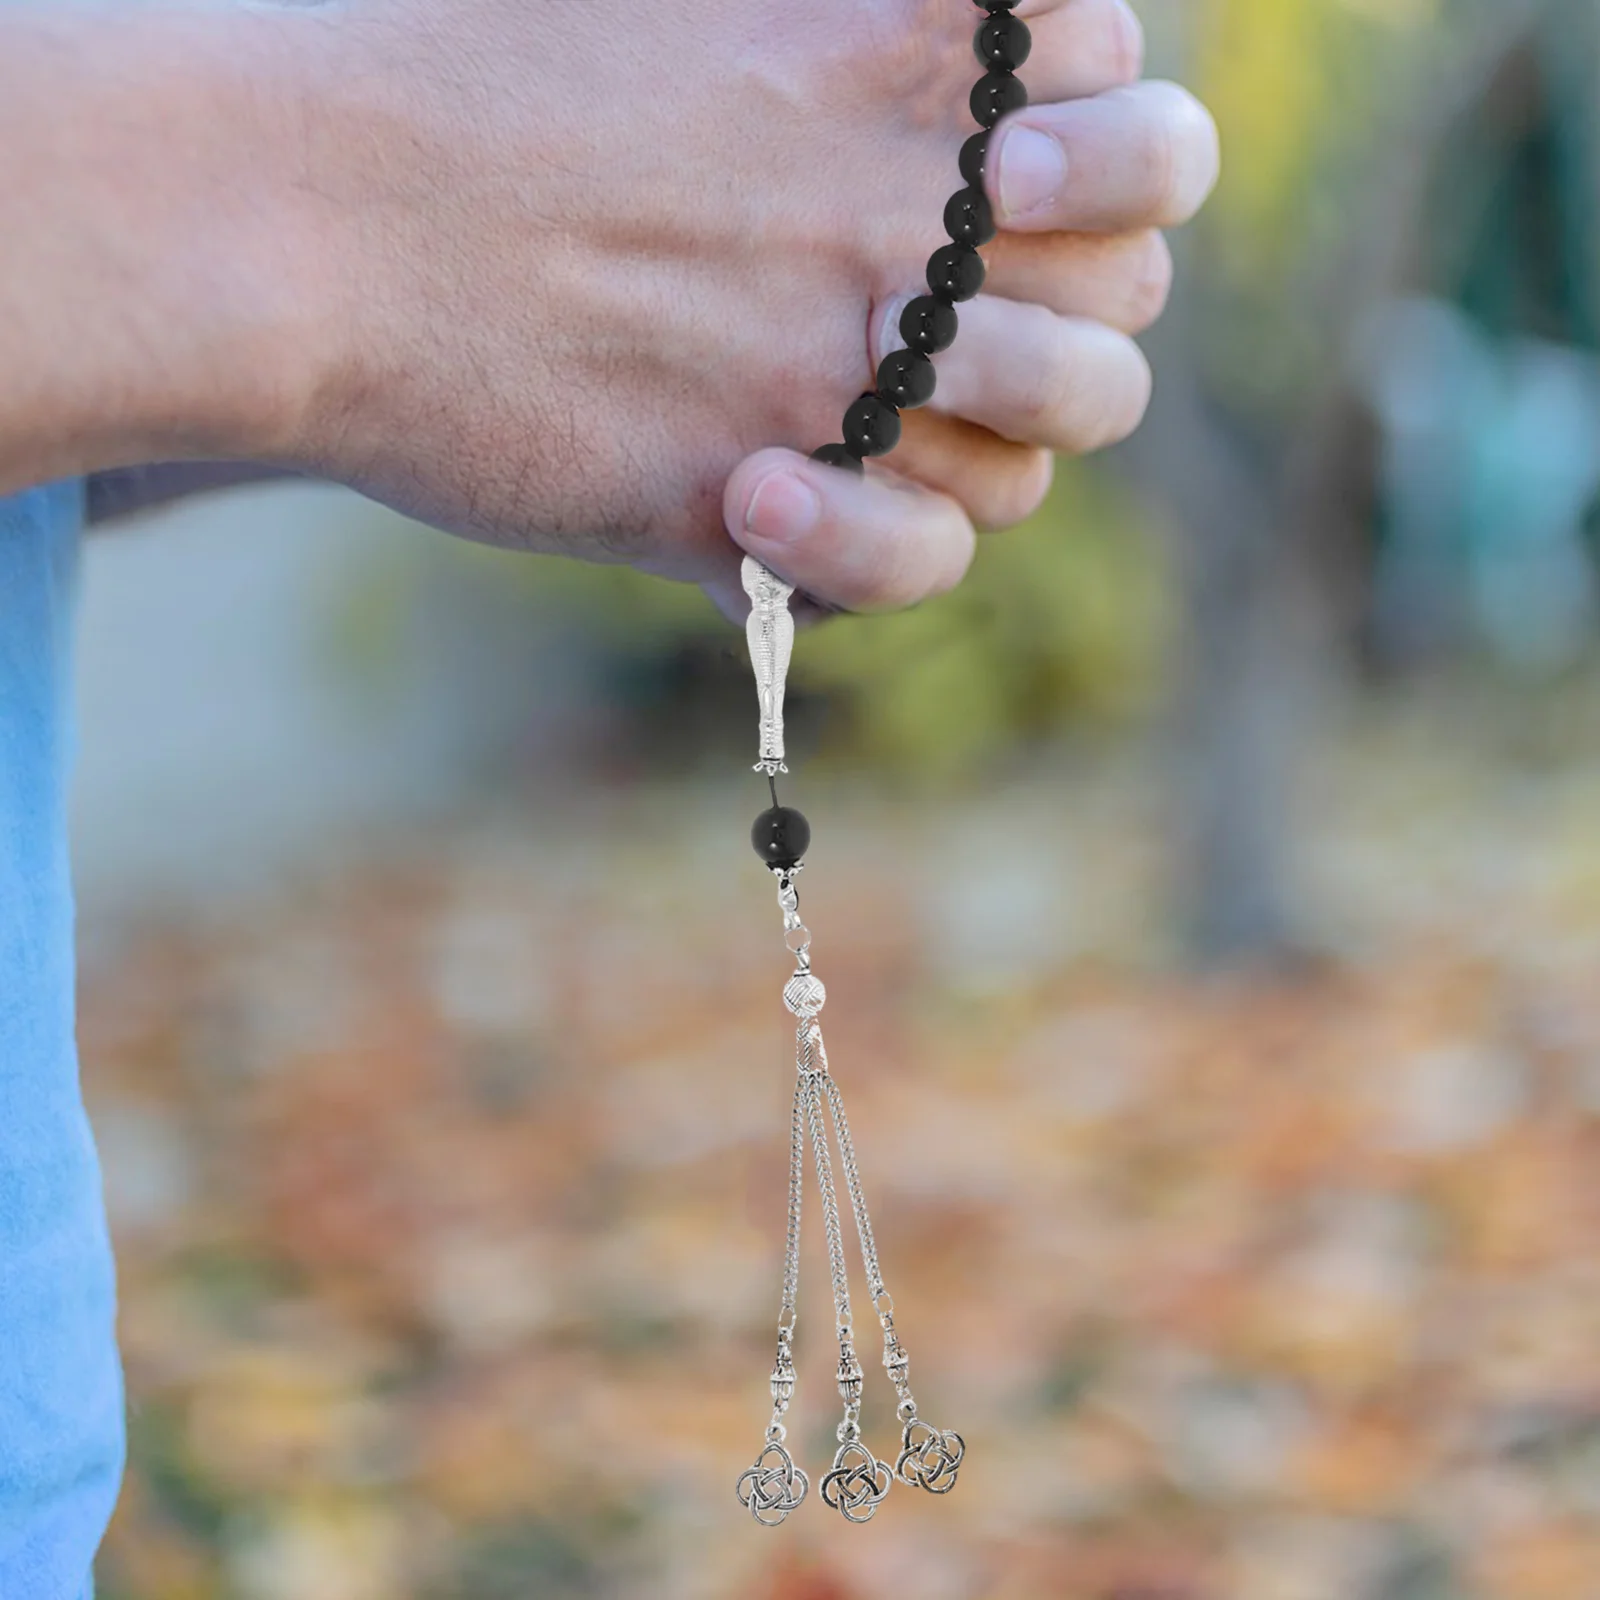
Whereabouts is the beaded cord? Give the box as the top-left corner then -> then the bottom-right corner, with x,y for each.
734,0 -> 1026,1527
806,0 -> 1031,477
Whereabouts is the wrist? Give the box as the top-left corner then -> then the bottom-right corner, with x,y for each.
0,3 -> 348,487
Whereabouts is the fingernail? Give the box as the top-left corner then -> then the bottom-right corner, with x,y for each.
879,295 -> 912,362
745,472 -> 823,545
998,126 -> 1066,220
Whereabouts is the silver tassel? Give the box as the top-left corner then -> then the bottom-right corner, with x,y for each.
734,570 -> 963,1524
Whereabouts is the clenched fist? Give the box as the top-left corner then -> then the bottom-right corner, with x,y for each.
0,0 -> 1218,614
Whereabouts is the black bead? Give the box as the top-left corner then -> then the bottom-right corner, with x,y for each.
899,295 -> 960,356
810,443 -> 865,474
975,12 -> 1031,71
980,0 -> 1021,10
927,243 -> 986,304
875,348 -> 937,411
970,68 -> 1028,129
958,130 -> 991,192
944,185 -> 997,247
752,805 -> 811,870
842,392 -> 902,458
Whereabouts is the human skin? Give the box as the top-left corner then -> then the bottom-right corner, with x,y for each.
0,0 -> 1218,619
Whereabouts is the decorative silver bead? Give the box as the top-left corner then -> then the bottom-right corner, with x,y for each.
783,972 -> 827,1017
836,1352 -> 864,1405
770,1348 -> 797,1408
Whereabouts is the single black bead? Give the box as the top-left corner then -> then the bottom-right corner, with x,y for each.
959,130 -> 992,192
944,185 -> 997,248
980,0 -> 1022,10
970,68 -> 1028,129
810,443 -> 865,475
900,295 -> 960,356
927,243 -> 986,304
875,348 -> 938,411
842,392 -> 902,458
975,12 -> 1031,71
752,805 -> 811,870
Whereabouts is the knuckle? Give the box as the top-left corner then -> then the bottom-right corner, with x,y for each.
1013,304 -> 1081,436
929,519 -> 980,597
1103,345 -> 1154,447
1109,0 -> 1146,84
972,448 -> 1054,532
875,559 -> 931,611
1124,232 -> 1175,332
1149,83 -> 1222,223
1012,448 -> 1057,523
1132,98 -> 1183,227
879,515 -> 974,607
1044,327 -> 1152,456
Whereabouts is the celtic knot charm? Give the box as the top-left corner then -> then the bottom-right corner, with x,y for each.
895,1419 -> 966,1494
736,1439 -> 810,1528
820,1440 -> 893,1524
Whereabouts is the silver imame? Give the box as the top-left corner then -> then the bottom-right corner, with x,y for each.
742,556 -> 795,774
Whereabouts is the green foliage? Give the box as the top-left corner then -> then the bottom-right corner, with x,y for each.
789,462 -> 1172,780
330,0 -> 1519,775
1184,0 -> 1452,420
459,459 -> 1171,782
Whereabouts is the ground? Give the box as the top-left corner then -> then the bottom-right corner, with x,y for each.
84,688 -> 1600,1600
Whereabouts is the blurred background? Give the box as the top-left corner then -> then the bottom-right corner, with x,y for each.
80,0 -> 1600,1596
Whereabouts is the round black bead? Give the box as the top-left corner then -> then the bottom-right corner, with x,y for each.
976,12 -> 1031,71
980,0 -> 1021,11
752,806 -> 811,870
842,392 -> 902,458
959,130 -> 992,192
875,348 -> 937,411
970,68 -> 1028,129
900,295 -> 960,356
927,243 -> 986,304
810,443 -> 865,474
944,185 -> 997,247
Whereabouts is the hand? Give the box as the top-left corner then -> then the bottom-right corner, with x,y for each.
0,0 -> 1215,618
263,0 -> 1215,619
721,14 -> 1220,621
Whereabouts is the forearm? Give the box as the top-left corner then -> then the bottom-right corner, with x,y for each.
0,2 -> 335,497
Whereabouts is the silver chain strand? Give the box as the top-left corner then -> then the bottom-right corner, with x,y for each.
802,1041 -> 854,1357
820,1069 -> 967,1492
765,1071 -> 806,1438
737,859 -> 962,1523
821,1074 -> 908,1405
737,1042 -> 810,1528
801,1039 -> 896,1524
821,1074 -> 886,1308
777,1070 -> 805,1340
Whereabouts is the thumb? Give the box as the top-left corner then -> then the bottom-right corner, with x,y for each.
718,447 -> 977,616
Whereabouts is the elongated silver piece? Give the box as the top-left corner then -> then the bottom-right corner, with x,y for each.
742,555 -> 795,775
